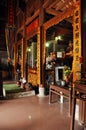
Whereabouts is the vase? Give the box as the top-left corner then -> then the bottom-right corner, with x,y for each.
65,76 -> 69,85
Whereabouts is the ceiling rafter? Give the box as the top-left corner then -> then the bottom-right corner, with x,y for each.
43,0 -> 54,8
55,0 -> 69,11
54,1 -> 63,9
45,0 -> 73,16
45,0 -> 65,16
47,0 -> 60,9
43,7 -> 74,30
45,8 -> 58,16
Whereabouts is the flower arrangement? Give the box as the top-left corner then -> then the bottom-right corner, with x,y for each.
64,65 -> 71,76
64,65 -> 73,84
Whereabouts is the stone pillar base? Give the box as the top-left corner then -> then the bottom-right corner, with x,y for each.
38,85 -> 45,97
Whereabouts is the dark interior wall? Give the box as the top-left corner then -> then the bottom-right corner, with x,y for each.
0,51 -> 8,70
81,0 -> 86,72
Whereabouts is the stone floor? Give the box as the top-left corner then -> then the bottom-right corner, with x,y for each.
0,95 -> 84,130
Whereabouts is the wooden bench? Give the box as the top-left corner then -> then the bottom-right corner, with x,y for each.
49,85 -> 72,116
70,83 -> 86,130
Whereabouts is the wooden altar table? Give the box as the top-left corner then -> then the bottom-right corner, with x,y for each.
70,82 -> 86,130
49,85 -> 72,116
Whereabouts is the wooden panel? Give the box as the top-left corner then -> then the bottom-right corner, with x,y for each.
28,70 -> 37,86
73,0 -> 81,81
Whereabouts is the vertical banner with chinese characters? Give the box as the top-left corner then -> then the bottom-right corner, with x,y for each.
73,0 -> 81,81
5,0 -> 15,59
8,0 -> 14,26
5,27 -> 15,59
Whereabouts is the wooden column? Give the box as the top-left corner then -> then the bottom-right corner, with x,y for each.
22,38 -> 26,78
14,44 -> 17,78
38,0 -> 45,86
73,0 -> 81,81
79,0 -> 86,124
81,0 -> 86,72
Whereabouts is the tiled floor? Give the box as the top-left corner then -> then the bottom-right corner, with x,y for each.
0,95 -> 84,130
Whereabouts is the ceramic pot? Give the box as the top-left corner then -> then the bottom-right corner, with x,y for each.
61,80 -> 66,86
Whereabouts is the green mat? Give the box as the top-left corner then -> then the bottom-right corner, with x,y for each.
3,84 -> 24,94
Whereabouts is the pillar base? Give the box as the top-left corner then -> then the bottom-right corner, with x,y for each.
38,87 -> 45,97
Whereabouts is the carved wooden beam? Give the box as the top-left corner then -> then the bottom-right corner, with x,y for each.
25,9 -> 39,25
45,8 -> 58,16
47,0 -> 60,9
43,0 -> 55,8
43,7 -> 74,30
45,0 -> 73,16
55,0 -> 71,11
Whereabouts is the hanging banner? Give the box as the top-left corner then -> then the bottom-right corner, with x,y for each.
5,27 -> 15,59
5,28 -> 9,57
8,0 -> 14,26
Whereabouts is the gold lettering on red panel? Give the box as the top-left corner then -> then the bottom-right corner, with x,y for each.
8,0 -> 14,26
26,18 -> 38,36
73,0 -> 81,81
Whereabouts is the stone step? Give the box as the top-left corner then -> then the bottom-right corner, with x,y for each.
6,90 -> 35,99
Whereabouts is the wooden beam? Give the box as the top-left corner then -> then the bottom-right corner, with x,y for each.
45,8 -> 58,16
43,0 -> 55,8
45,0 -> 73,16
55,1 -> 66,11
25,9 -> 39,25
54,1 -> 64,10
47,0 -> 60,9
43,7 -> 74,30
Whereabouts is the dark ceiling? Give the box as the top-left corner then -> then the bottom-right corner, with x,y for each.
0,0 -> 73,51
0,0 -> 8,24
46,17 -> 73,44
0,0 -> 26,51
0,0 -> 8,51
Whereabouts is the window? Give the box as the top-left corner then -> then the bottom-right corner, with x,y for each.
27,35 -> 37,69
